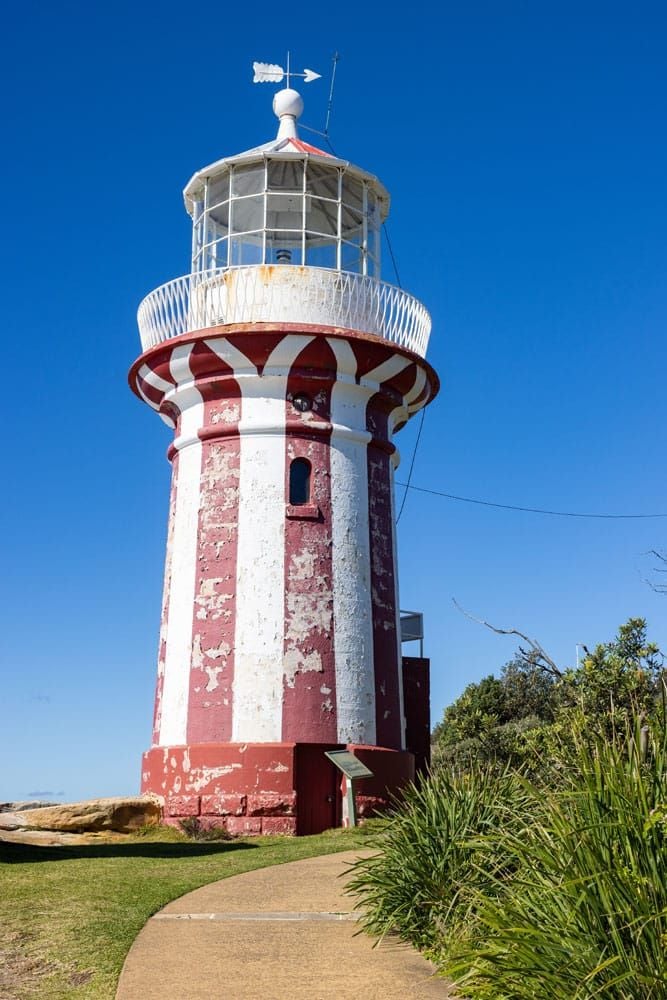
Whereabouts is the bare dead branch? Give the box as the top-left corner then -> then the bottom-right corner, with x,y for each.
642,551 -> 667,593
452,598 -> 564,678
643,551 -> 667,593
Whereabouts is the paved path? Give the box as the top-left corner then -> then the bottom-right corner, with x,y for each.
116,850 -> 451,999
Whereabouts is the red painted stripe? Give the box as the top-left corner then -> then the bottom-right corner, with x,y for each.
186,343 -> 242,744
367,403 -> 403,749
281,337 -> 338,743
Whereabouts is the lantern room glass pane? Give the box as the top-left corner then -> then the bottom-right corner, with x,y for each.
265,234 -> 303,265
231,163 -> 265,197
306,196 -> 338,237
230,236 -> 263,266
206,217 -> 228,246
268,160 -> 304,191
231,196 -> 263,234
266,193 -> 303,231
266,229 -> 302,248
341,175 -> 363,214
213,237 -> 229,267
306,162 -> 339,199
340,205 -> 363,243
306,241 -> 337,268
208,201 -> 230,231
341,241 -> 362,272
204,238 -> 228,269
208,175 -> 229,209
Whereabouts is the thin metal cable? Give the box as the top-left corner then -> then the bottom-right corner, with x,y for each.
396,409 -> 426,524
306,125 -> 420,524
394,483 -> 667,519
382,223 -> 402,288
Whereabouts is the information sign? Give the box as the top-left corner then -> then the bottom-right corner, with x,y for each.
324,750 -> 373,780
324,751 -> 374,828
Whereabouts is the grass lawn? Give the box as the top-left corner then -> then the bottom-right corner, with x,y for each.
0,824 -> 376,1000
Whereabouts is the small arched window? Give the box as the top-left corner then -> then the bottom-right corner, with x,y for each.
289,458 -> 311,506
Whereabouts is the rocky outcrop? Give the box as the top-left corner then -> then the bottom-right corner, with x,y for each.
0,801 -> 60,812
0,795 -> 162,834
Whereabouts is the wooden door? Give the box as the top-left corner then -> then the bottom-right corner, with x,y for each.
296,745 -> 340,835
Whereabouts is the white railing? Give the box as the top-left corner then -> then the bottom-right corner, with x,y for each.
137,266 -> 432,358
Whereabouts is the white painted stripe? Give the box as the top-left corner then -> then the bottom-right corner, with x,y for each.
204,338 -> 258,377
139,364 -> 174,394
232,337 -> 306,742
389,471 -> 406,749
327,338 -> 357,381
135,365 -> 176,425
404,366 -> 426,407
388,367 -> 427,434
406,367 -> 428,413
159,345 -> 204,746
134,377 -> 160,412
327,338 -> 377,746
360,354 -> 410,389
262,334 -> 314,374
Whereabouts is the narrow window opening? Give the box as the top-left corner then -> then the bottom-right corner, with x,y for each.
289,458 -> 311,506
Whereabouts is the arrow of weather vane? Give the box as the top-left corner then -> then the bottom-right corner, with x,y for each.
253,61 -> 322,85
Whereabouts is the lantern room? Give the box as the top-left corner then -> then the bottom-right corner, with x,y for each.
183,89 -> 389,278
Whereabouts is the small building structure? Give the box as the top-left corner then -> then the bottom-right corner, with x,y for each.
130,76 -> 439,834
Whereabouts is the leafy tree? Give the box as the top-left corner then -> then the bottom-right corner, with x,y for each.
432,619 -> 665,775
501,657 -> 558,723
432,675 -> 506,749
558,618 -> 664,737
432,657 -> 557,773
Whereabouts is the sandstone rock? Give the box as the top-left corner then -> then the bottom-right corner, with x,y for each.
0,828 -> 137,847
0,801 -> 60,812
0,812 -> 27,831
14,795 -> 162,833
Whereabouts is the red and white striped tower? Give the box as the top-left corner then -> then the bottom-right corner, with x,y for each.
131,80 -> 439,835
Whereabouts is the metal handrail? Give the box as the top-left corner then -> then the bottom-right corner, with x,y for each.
137,266 -> 432,358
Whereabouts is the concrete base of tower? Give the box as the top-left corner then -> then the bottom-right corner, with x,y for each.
140,742 -> 415,836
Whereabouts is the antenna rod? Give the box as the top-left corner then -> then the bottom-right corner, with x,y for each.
324,52 -> 339,137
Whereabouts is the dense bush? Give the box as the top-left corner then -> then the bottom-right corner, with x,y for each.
346,764 -> 533,956
446,720 -> 667,999
432,619 -> 665,778
349,715 -> 667,999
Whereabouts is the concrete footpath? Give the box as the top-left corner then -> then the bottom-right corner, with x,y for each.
116,850 -> 452,999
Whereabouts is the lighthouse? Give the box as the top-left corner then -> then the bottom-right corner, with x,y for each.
130,71 -> 439,835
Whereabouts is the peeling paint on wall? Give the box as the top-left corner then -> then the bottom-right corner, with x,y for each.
132,324 -> 437,824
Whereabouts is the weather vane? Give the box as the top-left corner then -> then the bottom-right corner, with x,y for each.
253,52 -> 322,87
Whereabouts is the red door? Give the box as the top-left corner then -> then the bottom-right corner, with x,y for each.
296,745 -> 341,835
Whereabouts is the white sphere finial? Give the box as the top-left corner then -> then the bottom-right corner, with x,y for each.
273,87 -> 304,139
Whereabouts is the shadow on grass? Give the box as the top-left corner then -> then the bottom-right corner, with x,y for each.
0,839 -> 259,864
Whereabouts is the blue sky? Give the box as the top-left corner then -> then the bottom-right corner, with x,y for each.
2,1 -> 666,801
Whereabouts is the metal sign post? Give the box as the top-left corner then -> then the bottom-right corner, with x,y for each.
325,750 -> 374,828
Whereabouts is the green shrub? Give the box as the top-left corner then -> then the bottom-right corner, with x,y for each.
179,817 -> 232,842
346,764 -> 533,956
349,715 -> 667,998
444,720 -> 667,999
431,714 -> 551,777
